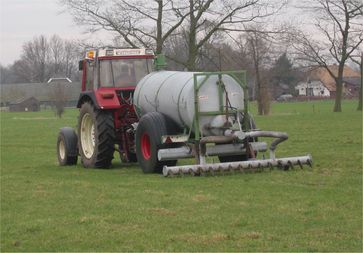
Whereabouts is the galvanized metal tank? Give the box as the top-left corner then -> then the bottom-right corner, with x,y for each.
134,71 -> 244,136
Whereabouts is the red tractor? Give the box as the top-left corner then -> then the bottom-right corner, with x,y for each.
57,48 -> 155,168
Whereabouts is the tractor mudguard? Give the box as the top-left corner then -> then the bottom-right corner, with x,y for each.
77,91 -> 99,109
94,88 -> 122,109
77,89 -> 122,109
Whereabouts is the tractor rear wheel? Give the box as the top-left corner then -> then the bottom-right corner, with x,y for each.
78,102 -> 115,168
135,112 -> 177,173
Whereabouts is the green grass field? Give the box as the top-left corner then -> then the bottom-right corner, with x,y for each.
1,100 -> 362,252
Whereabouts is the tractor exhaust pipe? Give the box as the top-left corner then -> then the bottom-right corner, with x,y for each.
163,155 -> 312,177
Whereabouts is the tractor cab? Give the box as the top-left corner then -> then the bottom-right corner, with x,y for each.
79,48 -> 155,109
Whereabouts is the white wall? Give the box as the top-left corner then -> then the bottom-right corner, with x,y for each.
295,80 -> 330,97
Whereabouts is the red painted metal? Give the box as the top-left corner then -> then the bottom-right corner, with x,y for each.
94,87 -> 136,109
141,133 -> 151,160
100,92 -> 115,99
94,88 -> 120,109
81,60 -> 87,91
112,87 -> 138,162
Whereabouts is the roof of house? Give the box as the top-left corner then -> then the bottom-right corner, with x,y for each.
308,65 -> 361,92
343,77 -> 361,86
9,96 -> 39,105
296,79 -> 324,88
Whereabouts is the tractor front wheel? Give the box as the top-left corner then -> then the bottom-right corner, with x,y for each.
57,127 -> 78,166
78,102 -> 115,168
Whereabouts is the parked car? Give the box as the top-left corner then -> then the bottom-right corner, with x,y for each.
276,94 -> 293,102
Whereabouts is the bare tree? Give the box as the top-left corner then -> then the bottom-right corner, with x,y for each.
61,0 -> 284,70
244,26 -> 273,115
293,0 -> 363,112
60,0 -> 189,54
64,41 -> 80,79
13,35 -> 50,82
49,82 -> 68,118
50,35 -> 81,79
163,32 -> 189,70
50,35 -> 65,76
10,35 -> 81,83
176,0 -> 284,70
349,51 -> 362,110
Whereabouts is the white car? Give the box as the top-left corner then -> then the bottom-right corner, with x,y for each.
276,94 -> 293,102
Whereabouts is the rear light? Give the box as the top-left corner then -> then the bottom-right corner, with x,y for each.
86,50 -> 95,59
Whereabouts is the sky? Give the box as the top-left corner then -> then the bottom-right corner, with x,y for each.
0,0 -> 359,67
0,0 -> 307,67
0,0 -> 112,66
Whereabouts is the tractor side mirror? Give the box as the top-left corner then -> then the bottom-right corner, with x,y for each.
79,60 -> 83,71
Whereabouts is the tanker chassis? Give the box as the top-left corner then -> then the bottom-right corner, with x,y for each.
56,48 -> 312,176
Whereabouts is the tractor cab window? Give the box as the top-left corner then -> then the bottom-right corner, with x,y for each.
85,61 -> 95,90
99,58 -> 153,88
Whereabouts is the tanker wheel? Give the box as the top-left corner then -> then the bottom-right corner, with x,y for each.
57,127 -> 78,166
135,112 -> 177,173
218,113 -> 257,163
78,102 -> 115,168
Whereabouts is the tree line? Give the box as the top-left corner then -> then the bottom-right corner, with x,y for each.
1,0 -> 362,112
0,35 -> 81,84
57,0 -> 363,112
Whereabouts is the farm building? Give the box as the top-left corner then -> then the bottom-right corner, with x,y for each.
0,82 -> 82,107
295,80 -> 331,97
296,65 -> 361,98
343,77 -> 361,97
9,97 -> 40,112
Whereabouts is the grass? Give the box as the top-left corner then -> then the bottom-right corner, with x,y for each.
0,99 -> 362,252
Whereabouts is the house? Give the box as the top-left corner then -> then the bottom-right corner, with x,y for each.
295,80 -> 330,97
9,97 -> 40,112
296,65 -> 361,98
343,77 -> 361,97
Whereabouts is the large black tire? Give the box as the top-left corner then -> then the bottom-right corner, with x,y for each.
78,102 -> 115,168
218,113 -> 257,163
135,112 -> 177,173
57,127 -> 78,166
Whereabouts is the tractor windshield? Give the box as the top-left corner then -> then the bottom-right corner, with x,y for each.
99,58 -> 153,88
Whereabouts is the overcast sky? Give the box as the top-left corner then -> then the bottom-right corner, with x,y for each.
0,0 -> 112,65
0,0 -> 342,67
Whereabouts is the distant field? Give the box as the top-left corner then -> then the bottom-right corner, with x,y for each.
1,100 -> 362,252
